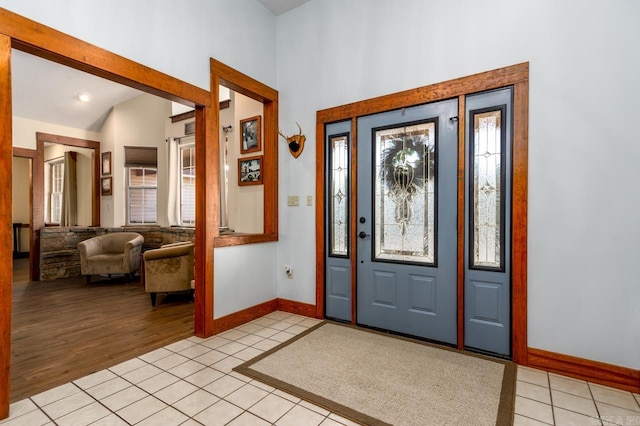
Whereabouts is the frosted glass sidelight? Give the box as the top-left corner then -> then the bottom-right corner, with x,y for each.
472,110 -> 502,269
330,135 -> 349,256
374,122 -> 436,264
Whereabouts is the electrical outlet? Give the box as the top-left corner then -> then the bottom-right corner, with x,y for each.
283,264 -> 293,278
306,195 -> 313,206
287,195 -> 300,206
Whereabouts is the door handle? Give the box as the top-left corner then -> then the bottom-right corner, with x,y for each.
358,231 -> 370,239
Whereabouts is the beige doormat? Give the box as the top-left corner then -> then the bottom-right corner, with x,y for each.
234,322 -> 515,426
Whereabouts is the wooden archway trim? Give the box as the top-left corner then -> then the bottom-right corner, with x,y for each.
315,63 -> 529,364
210,58 -> 279,248
0,8 -> 216,418
0,33 -> 12,420
0,9 -> 209,108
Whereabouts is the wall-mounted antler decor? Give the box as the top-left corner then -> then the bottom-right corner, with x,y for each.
278,122 -> 306,158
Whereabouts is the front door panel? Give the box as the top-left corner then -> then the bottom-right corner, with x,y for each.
356,99 -> 458,344
464,88 -> 513,356
324,120 -> 352,322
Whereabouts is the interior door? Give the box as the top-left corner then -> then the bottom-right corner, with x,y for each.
356,99 -> 458,344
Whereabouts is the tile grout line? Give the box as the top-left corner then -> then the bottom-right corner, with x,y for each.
588,383 -> 604,426
546,371 -> 556,425
31,397 -> 57,426
30,382 -> 91,425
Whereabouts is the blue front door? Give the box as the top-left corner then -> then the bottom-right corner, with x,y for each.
356,99 -> 458,344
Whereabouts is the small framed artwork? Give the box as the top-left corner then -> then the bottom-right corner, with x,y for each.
238,155 -> 263,186
101,177 -> 113,196
240,115 -> 262,154
101,151 -> 111,175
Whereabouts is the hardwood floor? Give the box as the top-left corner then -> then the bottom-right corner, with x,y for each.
10,259 -> 194,403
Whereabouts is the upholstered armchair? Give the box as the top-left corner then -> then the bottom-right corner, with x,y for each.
143,242 -> 194,306
78,232 -> 144,284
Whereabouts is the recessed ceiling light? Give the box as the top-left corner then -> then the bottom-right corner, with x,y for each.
78,92 -> 92,102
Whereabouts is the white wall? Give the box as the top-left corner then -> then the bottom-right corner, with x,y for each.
12,157 -> 30,252
214,243 -> 277,319
100,93 -> 171,227
100,108 -> 116,227
275,0 -> 640,369
12,116 -> 100,150
0,0 -> 277,91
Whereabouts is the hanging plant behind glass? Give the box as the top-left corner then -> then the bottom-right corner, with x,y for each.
374,121 -> 436,263
379,129 -> 434,234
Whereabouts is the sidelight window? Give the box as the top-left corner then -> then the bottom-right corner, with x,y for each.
470,107 -> 505,270
329,134 -> 349,257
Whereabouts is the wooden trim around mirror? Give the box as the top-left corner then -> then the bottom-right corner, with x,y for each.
210,58 -> 278,247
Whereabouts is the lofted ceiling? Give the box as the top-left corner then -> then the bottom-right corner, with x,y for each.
257,0 -> 311,16
10,0 -> 310,133
11,49 -> 142,133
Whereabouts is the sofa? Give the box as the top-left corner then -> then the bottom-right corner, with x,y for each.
78,232 -> 144,284
143,241 -> 194,306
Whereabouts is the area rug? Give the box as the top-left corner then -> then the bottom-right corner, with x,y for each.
234,322 -> 515,426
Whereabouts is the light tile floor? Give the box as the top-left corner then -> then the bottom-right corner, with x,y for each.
1,311 -> 638,425
515,366 -> 640,426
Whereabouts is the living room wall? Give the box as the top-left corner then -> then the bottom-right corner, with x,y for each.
11,157 -> 30,252
12,116 -> 100,150
100,93 -> 171,227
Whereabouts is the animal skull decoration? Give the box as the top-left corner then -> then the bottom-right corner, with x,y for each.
278,122 -> 306,158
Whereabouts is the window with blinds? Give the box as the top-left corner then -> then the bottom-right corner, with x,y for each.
125,147 -> 158,224
180,144 -> 195,226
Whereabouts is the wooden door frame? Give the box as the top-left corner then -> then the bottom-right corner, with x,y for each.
12,147 -> 38,281
33,133 -> 101,281
315,63 -> 529,363
0,8 -> 214,418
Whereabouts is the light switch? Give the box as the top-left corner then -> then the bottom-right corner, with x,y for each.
306,195 -> 313,206
287,195 -> 300,206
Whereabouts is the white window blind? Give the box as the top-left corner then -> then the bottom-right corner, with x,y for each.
128,167 -> 157,224
126,147 -> 157,224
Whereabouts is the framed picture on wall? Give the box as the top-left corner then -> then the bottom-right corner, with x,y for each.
240,115 -> 262,154
238,155 -> 263,186
101,151 -> 111,175
101,177 -> 112,196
